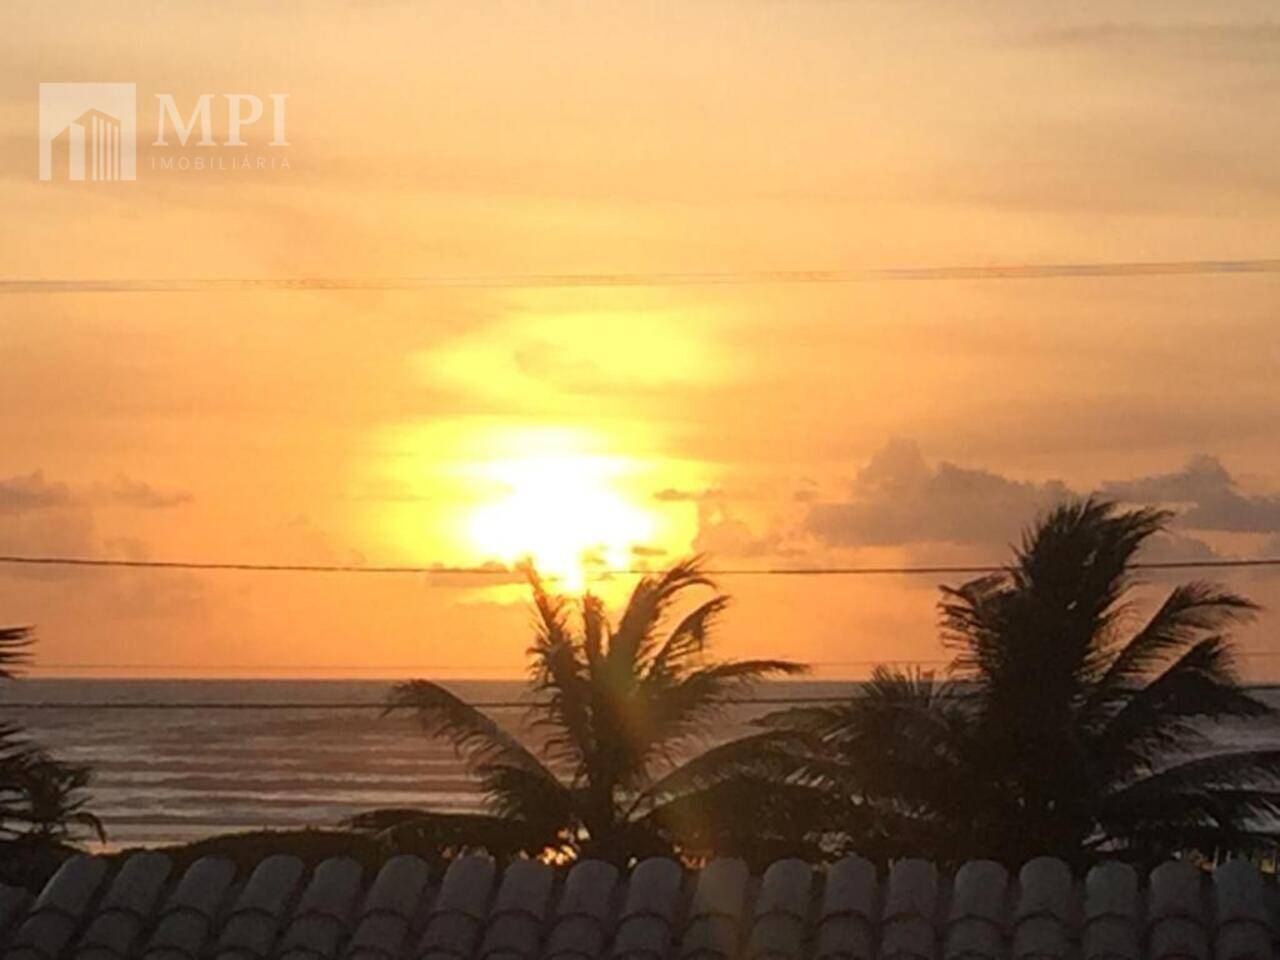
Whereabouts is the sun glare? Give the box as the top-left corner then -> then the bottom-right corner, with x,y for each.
467,450 -> 656,590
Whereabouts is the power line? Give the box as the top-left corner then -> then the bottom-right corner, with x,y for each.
18,658 -> 952,672
3,686 -> 1279,711
17,649 -> 1280,677
15,649 -> 1280,674
4,257 -> 1280,294
3,554 -> 1280,577
0,695 -> 854,711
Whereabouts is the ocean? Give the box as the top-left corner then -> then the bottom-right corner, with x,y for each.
0,679 -> 856,849
5,679 -> 1280,850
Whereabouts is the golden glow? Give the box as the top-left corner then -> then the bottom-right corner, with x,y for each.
467,448 -> 656,590
414,304 -> 738,410
369,419 -> 706,596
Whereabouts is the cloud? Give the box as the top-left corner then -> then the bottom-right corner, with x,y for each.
423,561 -> 525,589
1140,531 -> 1222,563
0,470 -> 193,590
629,544 -> 668,558
692,499 -> 786,559
1023,21 -> 1280,59
653,487 -> 722,503
807,439 -> 1071,548
1101,455 -> 1280,533
0,471 -> 75,513
95,476 -> 194,510
804,442 -> 1278,558
0,470 -> 192,514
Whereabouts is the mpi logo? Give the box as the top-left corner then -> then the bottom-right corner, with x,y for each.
38,84 -> 291,181
38,83 -> 137,181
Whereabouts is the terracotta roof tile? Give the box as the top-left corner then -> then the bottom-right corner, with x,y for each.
881,859 -> 938,960
611,858 -> 683,960
1013,857 -> 1073,960
74,852 -> 172,960
0,888 -> 32,946
545,860 -> 619,960
1,851 -> 1275,960
945,860 -> 1007,960
813,856 -> 876,960
416,855 -> 497,960
278,857 -> 364,960
1148,862 -> 1209,960
478,859 -> 554,960
344,855 -> 431,960
4,855 -> 109,960
213,854 -> 306,960
1213,859 -> 1272,960
746,859 -> 812,960
141,855 -> 236,960
680,858 -> 748,960
1083,861 -> 1140,960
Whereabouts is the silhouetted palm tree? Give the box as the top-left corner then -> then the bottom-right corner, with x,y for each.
0,626 -> 103,849
765,499 -> 1280,866
357,558 -> 804,861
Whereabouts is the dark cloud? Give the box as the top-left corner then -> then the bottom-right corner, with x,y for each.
1101,455 -> 1280,533
807,439 -> 1071,548
806,442 -> 1280,554
0,471 -> 75,513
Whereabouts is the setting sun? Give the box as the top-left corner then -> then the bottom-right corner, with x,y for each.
467,450 -> 656,589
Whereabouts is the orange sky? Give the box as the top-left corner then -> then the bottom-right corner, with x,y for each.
2,1 -> 1280,679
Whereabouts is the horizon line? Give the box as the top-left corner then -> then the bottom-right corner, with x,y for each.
4,257 -> 1280,293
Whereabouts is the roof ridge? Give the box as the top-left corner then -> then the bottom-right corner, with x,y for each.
0,855 -> 1273,960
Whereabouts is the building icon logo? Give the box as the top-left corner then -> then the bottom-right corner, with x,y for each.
38,83 -> 137,182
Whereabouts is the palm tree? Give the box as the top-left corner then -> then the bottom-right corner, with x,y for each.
765,499 -> 1280,866
356,558 -> 805,862
0,626 -> 103,850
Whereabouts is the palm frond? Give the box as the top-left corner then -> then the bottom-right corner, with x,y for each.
388,681 -> 574,824
1094,637 -> 1271,780
529,635 -> 593,774
646,595 -> 731,678
0,751 -> 103,843
974,500 -> 1172,693
480,763 -> 576,825
582,593 -> 608,672
1102,753 -> 1280,852
526,566 -> 574,658
0,627 -> 34,681
772,667 -> 971,807
611,557 -> 715,672
634,729 -> 809,807
641,774 -> 836,864
346,808 -> 564,857
1013,499 -> 1169,604
1087,583 -> 1258,722
636,658 -> 806,764
389,678 -> 553,772
1108,749 -> 1280,799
